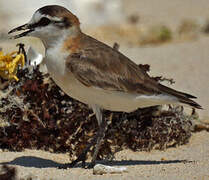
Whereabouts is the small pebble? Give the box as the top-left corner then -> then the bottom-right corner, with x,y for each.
93,164 -> 128,175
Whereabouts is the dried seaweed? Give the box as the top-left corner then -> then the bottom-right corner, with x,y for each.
0,165 -> 16,180
0,65 -> 194,160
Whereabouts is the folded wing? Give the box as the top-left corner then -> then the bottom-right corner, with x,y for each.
66,35 -> 202,109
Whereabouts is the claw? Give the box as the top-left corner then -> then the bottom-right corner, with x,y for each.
58,163 -> 73,169
58,152 -> 88,169
82,160 -> 86,168
87,161 -> 96,169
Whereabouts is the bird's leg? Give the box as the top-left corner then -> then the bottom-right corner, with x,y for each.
86,105 -> 107,168
60,105 -> 107,169
88,116 -> 107,168
68,126 -> 104,168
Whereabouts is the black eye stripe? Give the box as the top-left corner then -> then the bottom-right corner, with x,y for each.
53,18 -> 71,28
37,17 -> 51,26
53,21 -> 63,24
63,17 -> 72,28
31,17 -> 51,28
31,17 -> 71,29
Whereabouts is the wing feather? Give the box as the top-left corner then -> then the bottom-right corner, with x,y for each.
65,34 -> 202,109
66,36 -> 159,95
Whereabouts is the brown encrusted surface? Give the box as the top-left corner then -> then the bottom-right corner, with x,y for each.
0,66 -> 194,160
0,165 -> 16,180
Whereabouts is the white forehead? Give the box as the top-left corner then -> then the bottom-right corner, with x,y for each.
29,11 -> 62,24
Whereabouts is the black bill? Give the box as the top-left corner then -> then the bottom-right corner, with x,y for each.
8,23 -> 34,39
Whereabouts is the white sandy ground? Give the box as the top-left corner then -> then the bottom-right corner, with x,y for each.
0,131 -> 208,180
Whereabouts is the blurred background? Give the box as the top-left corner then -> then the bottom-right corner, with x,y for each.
1,0 -> 209,30
0,0 -> 209,119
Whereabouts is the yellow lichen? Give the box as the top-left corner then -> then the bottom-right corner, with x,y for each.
0,51 -> 25,81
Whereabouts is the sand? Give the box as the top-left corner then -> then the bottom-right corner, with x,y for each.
0,131 -> 208,180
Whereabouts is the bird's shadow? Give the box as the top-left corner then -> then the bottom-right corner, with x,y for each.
0,156 -> 192,169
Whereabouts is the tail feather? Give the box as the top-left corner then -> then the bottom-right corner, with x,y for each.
158,84 -> 202,109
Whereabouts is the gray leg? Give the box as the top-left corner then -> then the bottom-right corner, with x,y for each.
89,105 -> 107,167
90,119 -> 107,166
60,105 -> 107,169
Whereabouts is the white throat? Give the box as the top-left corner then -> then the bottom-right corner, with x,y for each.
41,26 -> 81,79
41,30 -> 68,49
44,35 -> 68,75
38,26 -> 80,49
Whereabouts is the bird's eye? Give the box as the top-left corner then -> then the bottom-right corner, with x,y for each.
38,17 -> 51,26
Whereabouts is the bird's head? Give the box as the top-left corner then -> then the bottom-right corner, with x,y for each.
8,5 -> 81,48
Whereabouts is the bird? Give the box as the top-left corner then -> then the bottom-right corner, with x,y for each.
8,5 -> 202,168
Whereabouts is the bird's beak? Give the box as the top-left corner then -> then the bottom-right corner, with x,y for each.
8,23 -> 34,39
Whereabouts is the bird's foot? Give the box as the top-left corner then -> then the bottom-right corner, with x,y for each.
58,163 -> 73,169
86,160 -> 96,169
58,155 -> 97,169
58,152 -> 87,169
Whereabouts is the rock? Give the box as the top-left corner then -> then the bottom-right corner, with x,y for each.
93,164 -> 128,175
